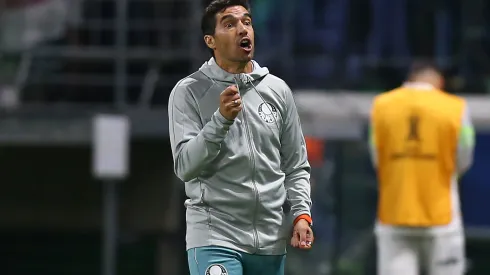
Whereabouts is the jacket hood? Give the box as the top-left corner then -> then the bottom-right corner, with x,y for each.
199,57 -> 269,84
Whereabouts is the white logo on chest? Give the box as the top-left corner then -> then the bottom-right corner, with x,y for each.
258,102 -> 278,123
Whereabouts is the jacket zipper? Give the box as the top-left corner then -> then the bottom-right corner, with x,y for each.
239,88 -> 260,253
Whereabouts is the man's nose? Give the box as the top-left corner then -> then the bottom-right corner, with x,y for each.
237,22 -> 248,35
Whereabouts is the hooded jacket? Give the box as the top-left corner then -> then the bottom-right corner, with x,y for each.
168,58 -> 311,255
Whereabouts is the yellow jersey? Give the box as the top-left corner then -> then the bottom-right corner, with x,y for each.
369,83 -> 474,228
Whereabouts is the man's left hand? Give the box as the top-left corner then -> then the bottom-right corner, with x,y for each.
290,219 -> 314,249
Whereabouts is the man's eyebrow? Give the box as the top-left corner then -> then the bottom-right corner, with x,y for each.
219,14 -> 235,23
219,13 -> 253,23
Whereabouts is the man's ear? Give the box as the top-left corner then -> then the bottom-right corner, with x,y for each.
204,35 -> 216,50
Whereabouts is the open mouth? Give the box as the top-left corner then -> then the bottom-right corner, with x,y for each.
239,38 -> 252,50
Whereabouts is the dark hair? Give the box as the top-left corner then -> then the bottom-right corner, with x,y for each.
201,0 -> 251,56
407,59 -> 441,80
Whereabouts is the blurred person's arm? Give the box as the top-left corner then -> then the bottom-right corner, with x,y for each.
280,85 -> 312,225
168,81 -> 233,182
368,125 -> 378,168
368,100 -> 379,168
457,101 -> 476,175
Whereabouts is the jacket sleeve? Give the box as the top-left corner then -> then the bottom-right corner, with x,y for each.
280,84 -> 312,221
457,101 -> 475,175
168,80 -> 234,182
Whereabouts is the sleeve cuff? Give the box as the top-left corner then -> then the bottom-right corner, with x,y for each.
293,214 -> 312,226
214,110 -> 235,126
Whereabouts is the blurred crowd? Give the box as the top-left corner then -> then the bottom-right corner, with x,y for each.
0,0 -> 490,106
251,0 -> 490,93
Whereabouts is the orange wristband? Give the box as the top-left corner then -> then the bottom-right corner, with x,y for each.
293,214 -> 312,226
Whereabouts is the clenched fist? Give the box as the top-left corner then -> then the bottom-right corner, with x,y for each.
291,219 -> 314,250
219,85 -> 242,121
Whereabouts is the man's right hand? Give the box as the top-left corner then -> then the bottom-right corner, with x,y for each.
219,85 -> 242,121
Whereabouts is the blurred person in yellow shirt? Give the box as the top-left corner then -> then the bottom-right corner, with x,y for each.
368,61 -> 475,275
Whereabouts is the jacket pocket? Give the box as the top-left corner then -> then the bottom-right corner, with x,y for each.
198,179 -> 206,205
198,180 -> 213,224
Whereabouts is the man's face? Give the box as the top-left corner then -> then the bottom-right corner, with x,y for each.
210,5 -> 254,63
